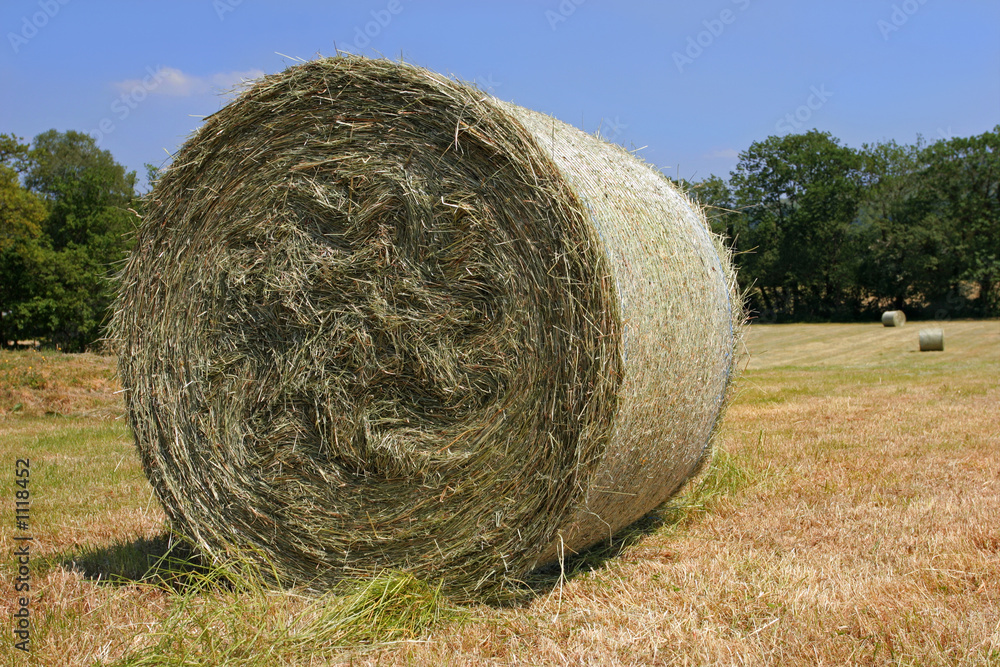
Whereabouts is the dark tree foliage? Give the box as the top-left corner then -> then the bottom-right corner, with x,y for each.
0,130 -> 138,351
0,134 -> 48,346
919,129 -> 999,315
694,127 -> 998,322
728,131 -> 865,321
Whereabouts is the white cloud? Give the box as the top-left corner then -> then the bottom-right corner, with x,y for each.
209,69 -> 266,93
112,67 -> 265,98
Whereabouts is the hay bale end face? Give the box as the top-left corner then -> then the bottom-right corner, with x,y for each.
112,56 -> 743,600
882,310 -> 906,327
919,328 -> 944,351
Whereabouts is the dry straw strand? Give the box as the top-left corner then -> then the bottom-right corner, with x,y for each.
112,55 -> 744,601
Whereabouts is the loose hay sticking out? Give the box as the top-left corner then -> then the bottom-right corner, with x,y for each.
112,56 -> 743,600
882,310 -> 906,327
919,328 -> 944,351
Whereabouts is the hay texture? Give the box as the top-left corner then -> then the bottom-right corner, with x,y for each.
112,56 -> 743,600
882,310 -> 906,327
919,328 -> 944,351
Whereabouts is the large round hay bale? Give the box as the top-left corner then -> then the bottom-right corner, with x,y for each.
882,310 -> 906,327
919,328 -> 944,351
112,56 -> 743,600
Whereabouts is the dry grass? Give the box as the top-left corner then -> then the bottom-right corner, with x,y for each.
0,349 -> 119,421
1,319 -> 998,665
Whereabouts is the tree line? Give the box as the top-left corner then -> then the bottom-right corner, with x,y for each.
1,130 -> 137,351
1,127 -> 997,351
681,127 -> 999,322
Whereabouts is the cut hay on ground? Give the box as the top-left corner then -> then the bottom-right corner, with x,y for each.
112,55 -> 743,600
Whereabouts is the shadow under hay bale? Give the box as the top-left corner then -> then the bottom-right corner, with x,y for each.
62,534 -> 209,588
882,310 -> 906,327
522,511 -> 666,595
111,55 -> 744,602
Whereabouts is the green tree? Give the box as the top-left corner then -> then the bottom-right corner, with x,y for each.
730,131 -> 865,320
856,138 -> 951,313
858,128 -> 999,317
26,129 -> 137,250
0,134 -> 48,345
5,130 -> 138,351
685,174 -> 741,241
919,127 -> 999,315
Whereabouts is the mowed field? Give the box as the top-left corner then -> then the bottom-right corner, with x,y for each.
0,321 -> 998,666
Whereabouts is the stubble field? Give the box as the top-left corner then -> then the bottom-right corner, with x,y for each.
1,320 -> 998,665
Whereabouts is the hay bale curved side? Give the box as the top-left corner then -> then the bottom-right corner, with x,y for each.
112,56 -> 742,599
919,328 -> 944,351
504,105 -> 741,564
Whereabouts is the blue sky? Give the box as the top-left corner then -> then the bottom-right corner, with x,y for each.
1,1 -> 997,190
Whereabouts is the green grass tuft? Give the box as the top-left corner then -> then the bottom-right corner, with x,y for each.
112,559 -> 455,666
296,571 -> 451,648
659,446 -> 756,530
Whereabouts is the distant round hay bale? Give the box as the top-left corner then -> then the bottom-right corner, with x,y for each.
882,310 -> 906,327
112,56 -> 743,600
919,328 -> 944,351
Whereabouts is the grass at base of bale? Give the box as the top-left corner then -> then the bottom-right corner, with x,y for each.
112,563 -> 457,666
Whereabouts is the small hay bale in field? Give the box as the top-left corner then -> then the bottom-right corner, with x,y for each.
111,56 -> 743,600
919,328 -> 944,351
882,310 -> 906,327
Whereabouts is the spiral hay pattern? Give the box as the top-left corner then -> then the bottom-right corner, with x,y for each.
112,56 -> 742,600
